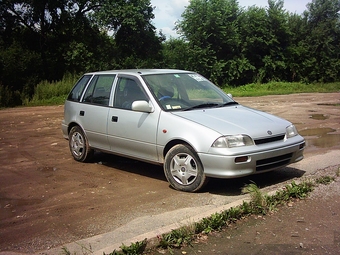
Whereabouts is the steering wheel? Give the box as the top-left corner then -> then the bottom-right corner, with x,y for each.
159,96 -> 171,101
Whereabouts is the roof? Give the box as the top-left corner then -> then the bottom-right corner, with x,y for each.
84,69 -> 194,76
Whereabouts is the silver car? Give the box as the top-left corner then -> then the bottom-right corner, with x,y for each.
62,69 -> 305,192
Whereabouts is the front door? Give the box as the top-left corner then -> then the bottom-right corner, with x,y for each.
107,76 -> 160,162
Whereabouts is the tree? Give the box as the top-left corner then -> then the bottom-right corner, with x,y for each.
161,38 -> 190,70
0,0 -> 163,106
175,0 -> 245,86
93,0 -> 165,68
302,0 -> 340,82
285,13 -> 309,82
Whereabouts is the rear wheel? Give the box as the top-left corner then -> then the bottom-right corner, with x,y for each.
69,126 -> 93,162
164,144 -> 208,192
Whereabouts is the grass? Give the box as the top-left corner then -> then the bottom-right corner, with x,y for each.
223,81 -> 340,97
24,73 -> 78,106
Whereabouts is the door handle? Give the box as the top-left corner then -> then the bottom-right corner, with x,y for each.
80,110 -> 85,116
112,116 -> 118,122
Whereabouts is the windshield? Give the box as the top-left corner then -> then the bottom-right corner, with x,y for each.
142,72 -> 236,111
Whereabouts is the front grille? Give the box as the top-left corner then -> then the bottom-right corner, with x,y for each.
254,134 -> 285,145
256,153 -> 293,171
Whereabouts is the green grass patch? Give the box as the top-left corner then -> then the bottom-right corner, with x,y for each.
223,81 -> 340,97
24,73 -> 78,106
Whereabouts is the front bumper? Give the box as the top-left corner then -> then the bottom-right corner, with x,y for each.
199,140 -> 305,178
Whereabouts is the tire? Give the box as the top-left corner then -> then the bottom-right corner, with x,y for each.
68,126 -> 93,162
164,144 -> 208,192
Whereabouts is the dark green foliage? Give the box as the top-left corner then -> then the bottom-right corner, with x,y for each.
1,0 -> 340,107
173,0 -> 340,85
0,0 -> 163,107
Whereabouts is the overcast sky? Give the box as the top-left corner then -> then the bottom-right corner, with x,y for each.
151,0 -> 311,38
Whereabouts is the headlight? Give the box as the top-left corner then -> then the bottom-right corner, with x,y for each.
212,135 -> 254,148
286,124 -> 298,138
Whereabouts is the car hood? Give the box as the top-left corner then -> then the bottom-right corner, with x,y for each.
172,105 -> 290,138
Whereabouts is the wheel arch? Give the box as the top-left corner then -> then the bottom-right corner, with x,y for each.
163,139 -> 196,160
67,122 -> 83,136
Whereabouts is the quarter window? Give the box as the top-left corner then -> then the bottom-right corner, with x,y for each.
67,75 -> 91,102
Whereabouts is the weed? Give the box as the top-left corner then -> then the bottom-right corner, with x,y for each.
158,225 -> 195,249
316,175 -> 335,185
105,238 -> 147,255
61,247 -> 73,255
242,182 -> 267,214
196,213 -> 226,234
284,181 -> 314,199
61,243 -> 93,255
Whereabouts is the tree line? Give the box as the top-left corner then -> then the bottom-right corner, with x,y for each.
0,0 -> 339,107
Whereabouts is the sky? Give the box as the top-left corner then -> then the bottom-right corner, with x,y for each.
150,0 -> 311,38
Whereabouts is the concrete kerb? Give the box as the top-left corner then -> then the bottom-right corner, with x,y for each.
41,197 -> 251,255
62,178 -> 323,255
94,198 -> 251,255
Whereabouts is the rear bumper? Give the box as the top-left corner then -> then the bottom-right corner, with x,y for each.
61,120 -> 68,139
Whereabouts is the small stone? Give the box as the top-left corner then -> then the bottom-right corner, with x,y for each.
299,243 -> 304,248
291,232 -> 299,237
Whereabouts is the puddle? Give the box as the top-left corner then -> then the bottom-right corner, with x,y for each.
300,128 -> 340,148
309,114 -> 329,120
308,134 -> 340,148
299,128 -> 335,136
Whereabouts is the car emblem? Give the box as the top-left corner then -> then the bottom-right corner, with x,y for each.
267,130 -> 272,135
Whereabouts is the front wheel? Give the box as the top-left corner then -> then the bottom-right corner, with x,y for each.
164,144 -> 208,192
68,126 -> 93,162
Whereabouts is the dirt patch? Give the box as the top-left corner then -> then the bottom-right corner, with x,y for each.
0,93 -> 339,253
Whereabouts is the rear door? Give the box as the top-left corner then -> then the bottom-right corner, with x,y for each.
77,74 -> 116,151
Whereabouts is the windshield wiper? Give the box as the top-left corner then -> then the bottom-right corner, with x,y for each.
219,101 -> 239,107
183,103 -> 219,111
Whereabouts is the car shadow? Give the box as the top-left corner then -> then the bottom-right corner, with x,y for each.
92,152 -> 306,196
203,167 -> 306,196
92,152 -> 167,182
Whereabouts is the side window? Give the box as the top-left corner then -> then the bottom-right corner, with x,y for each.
67,75 -> 91,102
113,77 -> 148,110
82,74 -> 116,106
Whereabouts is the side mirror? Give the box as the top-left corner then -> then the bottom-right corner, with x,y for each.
227,93 -> 233,99
131,100 -> 153,113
